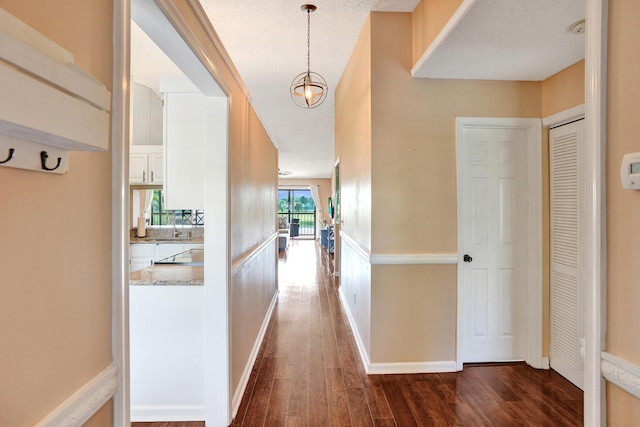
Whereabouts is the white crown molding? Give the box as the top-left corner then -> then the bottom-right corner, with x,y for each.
542,104 -> 585,128
601,352 -> 640,400
35,363 -> 118,427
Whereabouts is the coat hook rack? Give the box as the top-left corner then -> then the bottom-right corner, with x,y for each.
40,150 -> 62,171
0,148 -> 15,164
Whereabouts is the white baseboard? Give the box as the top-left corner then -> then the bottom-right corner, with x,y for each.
368,361 -> 457,375
338,287 -> 371,371
339,288 -> 459,375
130,405 -> 205,422
35,362 -> 118,427
542,357 -> 550,369
231,290 -> 279,418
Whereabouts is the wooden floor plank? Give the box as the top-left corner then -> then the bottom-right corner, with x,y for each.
230,240 -> 584,427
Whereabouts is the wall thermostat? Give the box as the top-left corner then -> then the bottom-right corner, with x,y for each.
620,152 -> 640,190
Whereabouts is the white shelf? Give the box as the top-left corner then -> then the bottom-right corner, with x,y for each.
0,8 -> 111,174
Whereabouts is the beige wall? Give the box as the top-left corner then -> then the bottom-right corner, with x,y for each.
278,178 -> 332,224
605,0 -> 640,422
335,17 -> 373,250
0,1 -> 114,426
335,15 -> 373,349
166,0 -> 279,401
336,11 -> 546,365
370,12 -> 541,254
541,60 -> 585,118
412,0 -> 463,66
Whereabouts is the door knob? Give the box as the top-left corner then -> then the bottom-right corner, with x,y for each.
463,254 -> 473,262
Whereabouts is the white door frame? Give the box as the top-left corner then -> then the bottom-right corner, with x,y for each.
112,0 -> 232,425
584,0 -> 607,424
455,117 -> 543,371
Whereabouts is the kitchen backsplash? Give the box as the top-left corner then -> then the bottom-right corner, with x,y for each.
130,225 -> 204,240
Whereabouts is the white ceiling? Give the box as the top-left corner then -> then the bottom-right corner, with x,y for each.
131,21 -> 183,97
133,0 -> 585,179
199,0 -> 420,179
412,0 -> 585,80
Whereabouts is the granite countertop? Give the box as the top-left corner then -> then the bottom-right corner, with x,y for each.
130,264 -> 203,286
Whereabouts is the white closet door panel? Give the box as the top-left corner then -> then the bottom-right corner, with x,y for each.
549,119 -> 584,389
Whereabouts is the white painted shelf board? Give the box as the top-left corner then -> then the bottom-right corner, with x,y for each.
0,7 -> 111,174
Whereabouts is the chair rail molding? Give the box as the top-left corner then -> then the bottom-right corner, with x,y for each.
601,352 -> 640,400
35,363 -> 118,427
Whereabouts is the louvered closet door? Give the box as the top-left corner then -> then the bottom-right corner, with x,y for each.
549,119 -> 584,390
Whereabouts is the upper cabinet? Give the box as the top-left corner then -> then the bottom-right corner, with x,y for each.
130,145 -> 163,185
161,77 -> 205,210
132,83 -> 163,147
129,83 -> 163,185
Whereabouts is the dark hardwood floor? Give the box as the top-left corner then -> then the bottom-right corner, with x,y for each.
134,239 -> 583,427
232,239 -> 584,426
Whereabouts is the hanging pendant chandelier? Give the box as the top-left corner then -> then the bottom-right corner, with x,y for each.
290,4 -> 328,109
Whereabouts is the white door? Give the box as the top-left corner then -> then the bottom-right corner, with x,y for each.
458,125 -> 530,363
549,119 -> 584,389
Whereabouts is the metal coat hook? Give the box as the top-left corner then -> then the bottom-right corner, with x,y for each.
40,151 -> 62,171
0,148 -> 15,164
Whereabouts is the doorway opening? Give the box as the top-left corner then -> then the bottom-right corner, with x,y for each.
456,117 -> 543,371
127,0 -> 231,425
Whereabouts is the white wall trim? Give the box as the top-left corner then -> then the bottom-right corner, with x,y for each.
338,287 -> 371,372
368,361 -> 457,375
35,363 -> 118,427
601,352 -> 640,400
339,231 -> 371,264
339,285 -> 458,375
111,0 -> 130,425
455,117 -> 543,371
411,0 -> 478,77
231,291 -> 278,418
370,253 -> 458,265
542,104 -> 585,128
340,231 -> 457,266
584,0 -> 608,425
231,233 -> 278,274
130,405 -> 205,422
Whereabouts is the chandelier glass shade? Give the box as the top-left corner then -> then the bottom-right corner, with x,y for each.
290,4 -> 328,109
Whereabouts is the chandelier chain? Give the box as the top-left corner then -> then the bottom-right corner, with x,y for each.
307,9 -> 311,73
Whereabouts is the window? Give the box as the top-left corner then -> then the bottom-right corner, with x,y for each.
150,189 -> 204,226
278,189 -> 316,238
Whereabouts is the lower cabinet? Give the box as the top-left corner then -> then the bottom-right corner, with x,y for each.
130,285 -> 205,420
130,242 -> 204,272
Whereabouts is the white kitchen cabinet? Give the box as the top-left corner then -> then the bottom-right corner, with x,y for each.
130,243 -> 155,272
129,145 -> 163,185
161,77 -> 205,210
130,285 -> 205,420
130,242 -> 199,271
132,83 -> 163,146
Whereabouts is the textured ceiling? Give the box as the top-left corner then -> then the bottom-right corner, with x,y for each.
199,0 -> 420,179
134,1 -> 585,179
412,0 -> 585,80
